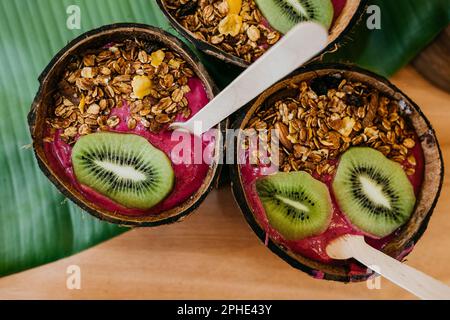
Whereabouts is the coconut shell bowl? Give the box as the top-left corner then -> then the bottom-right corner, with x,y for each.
28,24 -> 225,227
157,0 -> 366,67
230,63 -> 443,282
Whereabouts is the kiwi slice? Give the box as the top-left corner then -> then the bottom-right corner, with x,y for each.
333,147 -> 416,238
72,132 -> 174,210
255,0 -> 334,34
256,171 -> 332,241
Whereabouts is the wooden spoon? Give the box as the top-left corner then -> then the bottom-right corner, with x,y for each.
170,22 -> 328,134
326,234 -> 450,300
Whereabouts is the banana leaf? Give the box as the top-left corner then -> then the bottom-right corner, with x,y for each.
325,0 -> 450,76
0,0 -> 166,278
0,0 -> 448,278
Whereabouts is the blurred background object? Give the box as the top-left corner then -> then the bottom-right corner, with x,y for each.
413,25 -> 450,93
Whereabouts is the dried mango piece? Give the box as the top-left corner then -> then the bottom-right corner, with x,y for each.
151,50 -> 165,67
132,76 -> 153,99
78,94 -> 86,114
218,14 -> 243,37
226,0 -> 242,15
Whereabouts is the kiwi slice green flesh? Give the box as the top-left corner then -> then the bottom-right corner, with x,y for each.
333,147 -> 416,238
255,0 -> 334,34
72,132 -> 174,210
256,171 -> 332,241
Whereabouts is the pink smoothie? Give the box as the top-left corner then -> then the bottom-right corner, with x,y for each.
239,137 -> 425,268
44,78 -> 216,216
332,0 -> 347,21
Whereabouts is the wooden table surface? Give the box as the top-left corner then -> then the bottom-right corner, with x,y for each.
0,67 -> 449,300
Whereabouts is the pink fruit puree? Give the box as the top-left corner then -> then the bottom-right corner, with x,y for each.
239,137 -> 424,267
44,77 -> 215,216
332,0 -> 347,21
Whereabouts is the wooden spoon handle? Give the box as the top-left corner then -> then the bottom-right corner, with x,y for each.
348,236 -> 450,300
170,22 -> 328,134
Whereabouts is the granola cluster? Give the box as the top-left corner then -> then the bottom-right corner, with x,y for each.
245,76 -> 418,176
164,0 -> 282,63
46,40 -> 196,144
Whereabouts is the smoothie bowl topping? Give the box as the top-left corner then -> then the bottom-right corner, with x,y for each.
231,65 -> 443,282
158,0 -> 364,67
28,24 -> 224,226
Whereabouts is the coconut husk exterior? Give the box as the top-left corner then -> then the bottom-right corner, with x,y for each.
229,63 -> 444,282
157,0 -> 367,68
28,23 -> 226,227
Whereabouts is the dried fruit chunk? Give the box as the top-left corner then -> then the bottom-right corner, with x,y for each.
218,14 -> 243,37
227,0 -> 242,15
78,94 -> 86,114
132,75 -> 153,99
151,50 -> 165,67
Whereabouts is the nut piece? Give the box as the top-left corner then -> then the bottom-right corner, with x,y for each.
247,25 -> 260,42
275,122 -> 292,150
363,92 -> 378,127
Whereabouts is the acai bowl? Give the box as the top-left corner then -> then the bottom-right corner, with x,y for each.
230,64 -> 443,282
28,24 -> 225,226
158,0 -> 366,67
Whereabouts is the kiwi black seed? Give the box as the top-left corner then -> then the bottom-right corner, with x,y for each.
256,171 -> 332,241
333,147 -> 416,238
72,132 -> 174,210
255,0 -> 334,34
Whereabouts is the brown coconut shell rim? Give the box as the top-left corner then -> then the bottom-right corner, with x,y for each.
28,23 -> 226,227
157,0 -> 367,68
229,63 -> 444,282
